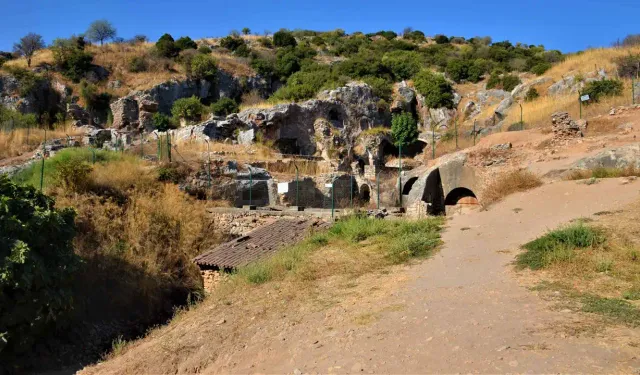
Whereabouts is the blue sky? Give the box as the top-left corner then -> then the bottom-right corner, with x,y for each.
1,0 -> 638,52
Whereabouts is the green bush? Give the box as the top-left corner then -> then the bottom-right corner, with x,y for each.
467,59 -> 489,83
0,176 -> 79,359
375,30 -> 397,40
152,113 -> 175,131
310,36 -> 325,46
362,76 -> 393,101
615,54 -> 640,79
250,57 -> 275,77
434,34 -> 449,44
273,30 -> 297,48
524,87 -> 540,102
516,223 -> 605,270
210,97 -> 239,116
258,37 -> 273,48
486,72 -> 502,89
171,96 -> 204,124
404,30 -> 426,43
531,62 -> 552,75
197,45 -> 212,54
127,56 -> 147,73
155,33 -> 180,58
391,112 -> 418,146
445,59 -> 469,83
381,50 -> 422,80
271,65 -> 346,102
175,36 -> 197,51
219,36 -> 245,51
0,107 -> 37,129
501,74 -> 521,92
51,38 -> 94,82
413,70 -> 455,109
582,79 -> 624,103
190,54 -> 217,81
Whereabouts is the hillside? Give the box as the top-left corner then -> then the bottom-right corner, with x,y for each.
3,26 -> 640,374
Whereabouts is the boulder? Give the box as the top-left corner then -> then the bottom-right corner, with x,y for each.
510,77 -> 552,99
423,107 -> 456,129
110,97 -> 139,129
494,95 -> 513,120
572,144 -> 640,170
463,101 -> 480,119
391,81 -> 416,114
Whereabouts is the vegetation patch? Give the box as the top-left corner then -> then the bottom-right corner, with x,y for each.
481,169 -> 543,207
566,166 -> 640,180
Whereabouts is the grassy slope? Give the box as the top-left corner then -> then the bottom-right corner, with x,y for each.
80,215 -> 444,374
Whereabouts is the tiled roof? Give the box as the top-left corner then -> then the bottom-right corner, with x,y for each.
193,218 -> 330,269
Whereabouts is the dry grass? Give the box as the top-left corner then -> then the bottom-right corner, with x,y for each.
545,47 -> 640,81
0,126 -> 81,160
238,98 -> 292,111
210,51 -> 254,77
79,217 -> 444,374
174,140 -> 278,163
481,169 -> 543,206
565,166 -> 640,181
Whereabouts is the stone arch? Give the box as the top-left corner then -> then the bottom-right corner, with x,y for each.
422,169 -> 445,215
359,184 -> 371,202
402,177 -> 419,195
445,187 -> 478,206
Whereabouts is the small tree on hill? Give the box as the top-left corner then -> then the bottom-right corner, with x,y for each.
171,96 -> 204,125
13,33 -> 45,68
273,30 -> 297,48
155,33 -> 179,58
175,36 -> 197,51
85,19 -> 117,46
413,70 -> 455,109
242,27 -> 251,35
391,112 -> 418,146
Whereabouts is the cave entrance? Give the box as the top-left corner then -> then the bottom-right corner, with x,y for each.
380,139 -> 399,159
445,187 -> 478,206
359,184 -> 371,202
422,169 -> 445,215
274,138 -> 300,155
402,177 -> 418,195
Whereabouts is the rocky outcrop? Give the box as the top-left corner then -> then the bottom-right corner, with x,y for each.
510,77 -> 552,99
237,82 -> 382,157
168,115 -> 241,142
494,95 -> 513,120
67,103 -> 92,127
572,143 -> 640,170
547,70 -> 608,96
0,74 -> 62,116
391,81 -> 417,114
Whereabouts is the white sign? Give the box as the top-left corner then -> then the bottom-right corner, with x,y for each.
580,94 -> 590,102
324,183 -> 333,188
277,182 -> 289,194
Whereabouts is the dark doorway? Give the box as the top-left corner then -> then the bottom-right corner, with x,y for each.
402,177 -> 418,195
445,187 -> 478,206
359,184 -> 371,202
274,138 -> 300,154
422,169 -> 445,215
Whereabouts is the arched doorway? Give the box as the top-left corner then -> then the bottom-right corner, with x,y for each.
402,177 -> 418,195
444,187 -> 478,206
422,169 -> 445,215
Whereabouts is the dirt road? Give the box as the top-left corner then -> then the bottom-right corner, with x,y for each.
220,179 -> 640,374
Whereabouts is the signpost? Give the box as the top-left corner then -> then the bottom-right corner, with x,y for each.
579,93 -> 590,119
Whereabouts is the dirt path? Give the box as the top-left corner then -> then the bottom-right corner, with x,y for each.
220,179 -> 640,374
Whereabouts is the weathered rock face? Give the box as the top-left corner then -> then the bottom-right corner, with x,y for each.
0,74 -> 62,116
494,95 -> 514,120
391,81 -> 417,114
110,97 -> 139,129
237,82 -> 382,157
168,115 -> 242,142
360,132 -> 392,167
67,103 -> 92,127
510,77 -> 552,99
572,143 -> 640,170
547,70 -> 607,96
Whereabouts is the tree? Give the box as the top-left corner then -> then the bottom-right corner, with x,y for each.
13,33 -> 45,68
171,96 -> 204,124
155,33 -> 179,58
413,70 -> 455,109
242,27 -> 251,35
434,34 -> 449,44
85,19 -> 117,46
190,54 -> 218,81
382,51 -> 422,80
273,30 -> 297,48
175,36 -> 197,51
210,97 -> 239,116
391,112 -> 418,146
0,176 -> 79,359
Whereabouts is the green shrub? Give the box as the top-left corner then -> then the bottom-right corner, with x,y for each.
0,176 -> 79,359
152,113 -> 175,131
258,37 -> 273,48
171,96 -> 204,124
250,57 -> 276,77
155,33 -> 179,58
434,34 -> 449,44
501,74 -> 521,92
467,59 -> 489,82
219,36 -> 245,52
507,121 -> 525,131
524,87 -> 539,102
516,223 -> 606,270
404,30 -> 426,43
375,30 -> 397,40
413,70 -> 455,109
157,163 -> 190,183
190,54 -> 217,81
362,76 -> 393,101
197,45 -> 212,54
0,107 -> 37,129
446,59 -> 469,83
127,56 -> 147,73
271,64 -> 345,101
273,30 -> 297,48
274,50 -> 302,79
310,36 -> 325,46
175,36 -> 197,51
51,38 -> 94,82
531,62 -> 552,76
210,97 -> 239,116
582,79 -> 624,103
382,50 -> 422,80
614,54 -> 640,79
391,112 -> 418,146
486,72 -> 502,89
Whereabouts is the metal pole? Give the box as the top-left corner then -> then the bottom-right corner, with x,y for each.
579,91 -> 582,119
140,130 -> 144,158
432,129 -> 435,159
350,173 -> 353,209
331,178 -> 335,219
167,133 -> 172,162
206,139 -> 211,189
249,167 -> 253,206
27,123 -> 30,146
157,135 -> 161,161
398,143 -> 402,208
294,162 -> 299,207
633,78 -> 636,105
376,171 -> 380,209
519,103 -> 523,125
40,128 -> 46,191
473,120 -> 477,145
454,118 -> 458,150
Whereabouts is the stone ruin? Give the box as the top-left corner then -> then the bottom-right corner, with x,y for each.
551,111 -> 587,140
